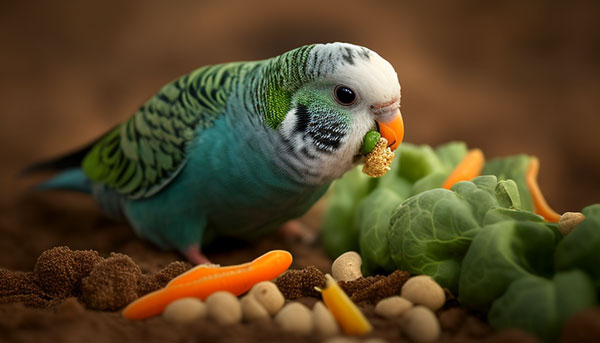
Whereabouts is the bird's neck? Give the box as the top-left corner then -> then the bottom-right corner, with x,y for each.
242,45 -> 315,130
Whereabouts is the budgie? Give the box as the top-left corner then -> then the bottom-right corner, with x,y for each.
26,43 -> 404,264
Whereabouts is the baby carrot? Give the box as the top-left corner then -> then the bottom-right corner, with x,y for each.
122,250 -> 292,320
167,249 -> 290,287
526,157 -> 561,223
165,264 -> 224,287
442,148 -> 485,189
319,274 -> 372,335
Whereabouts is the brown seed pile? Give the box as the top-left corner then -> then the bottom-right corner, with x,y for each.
339,270 -> 411,304
34,247 -> 103,298
0,269 -> 52,308
276,266 -> 410,305
362,137 -> 394,177
275,265 -> 326,299
0,246 -> 190,311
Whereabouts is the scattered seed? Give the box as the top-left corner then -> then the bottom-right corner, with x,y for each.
206,291 -> 242,325
240,294 -> 269,321
248,281 -> 285,315
162,297 -> 207,324
558,212 -> 585,235
313,301 -> 340,337
374,296 -> 413,318
401,305 -> 441,343
401,275 -> 445,311
275,302 -> 313,335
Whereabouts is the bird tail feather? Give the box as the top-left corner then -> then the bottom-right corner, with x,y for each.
36,168 -> 91,193
21,126 -> 116,194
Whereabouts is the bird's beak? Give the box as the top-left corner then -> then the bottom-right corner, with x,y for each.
376,110 -> 404,151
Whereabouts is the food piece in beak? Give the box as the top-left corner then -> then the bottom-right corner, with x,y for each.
376,110 -> 404,151
361,131 -> 382,155
362,137 -> 394,177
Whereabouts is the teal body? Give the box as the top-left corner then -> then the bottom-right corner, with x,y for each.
125,107 -> 329,251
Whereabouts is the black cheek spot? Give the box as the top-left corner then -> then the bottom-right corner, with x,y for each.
294,104 -> 310,133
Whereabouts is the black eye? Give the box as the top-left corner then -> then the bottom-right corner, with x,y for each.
334,85 -> 356,105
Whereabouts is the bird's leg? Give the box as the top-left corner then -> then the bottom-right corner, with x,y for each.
278,219 -> 317,244
182,244 -> 211,265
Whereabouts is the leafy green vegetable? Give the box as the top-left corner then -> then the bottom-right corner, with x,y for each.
489,270 -> 597,341
482,207 -> 544,225
451,175 -> 499,222
409,172 -> 447,196
395,144 -> 444,183
374,152 -> 413,199
555,204 -> 600,287
458,220 -> 562,311
388,177 -> 498,292
483,154 -> 535,211
434,141 -> 469,168
322,142 -> 467,259
321,167 -> 375,258
322,140 -> 600,341
494,179 -> 521,209
482,178 -> 544,225
357,188 -> 402,274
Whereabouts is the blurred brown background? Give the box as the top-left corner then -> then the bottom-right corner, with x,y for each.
1,0 -> 599,211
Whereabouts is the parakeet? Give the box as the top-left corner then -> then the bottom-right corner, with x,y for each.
26,42 -> 404,264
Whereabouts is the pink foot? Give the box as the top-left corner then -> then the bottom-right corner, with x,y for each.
278,220 -> 317,244
183,244 -> 211,265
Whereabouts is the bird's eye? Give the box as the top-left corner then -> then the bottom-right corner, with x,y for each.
334,85 -> 356,105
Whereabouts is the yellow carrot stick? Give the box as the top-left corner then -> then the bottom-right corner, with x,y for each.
526,157 -> 561,223
320,274 -> 372,335
122,250 -> 292,320
442,148 -> 485,189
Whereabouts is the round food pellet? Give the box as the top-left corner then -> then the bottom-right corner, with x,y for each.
162,297 -> 207,324
401,306 -> 441,343
401,275 -> 446,311
313,301 -> 339,337
374,296 -> 413,318
206,291 -> 242,325
558,212 -> 585,235
241,294 -> 269,321
248,281 -> 285,315
275,302 -> 313,335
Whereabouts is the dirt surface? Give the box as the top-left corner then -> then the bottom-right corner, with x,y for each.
1,1 -> 599,342
1,245 -> 540,343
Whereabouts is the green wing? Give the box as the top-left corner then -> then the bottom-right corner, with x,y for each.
82,62 -> 249,198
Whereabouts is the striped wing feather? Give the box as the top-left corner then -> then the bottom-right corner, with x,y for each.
82,63 -> 246,198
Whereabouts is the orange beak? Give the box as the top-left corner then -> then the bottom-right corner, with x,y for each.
376,110 -> 404,151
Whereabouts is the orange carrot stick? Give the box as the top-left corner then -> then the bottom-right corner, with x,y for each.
442,148 -> 485,189
167,250 -> 291,287
122,250 -> 292,320
165,264 -> 224,287
526,157 -> 561,223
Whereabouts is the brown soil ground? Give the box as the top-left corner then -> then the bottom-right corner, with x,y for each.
1,1 -> 599,342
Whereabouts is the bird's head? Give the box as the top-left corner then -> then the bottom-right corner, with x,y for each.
261,42 -> 403,184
